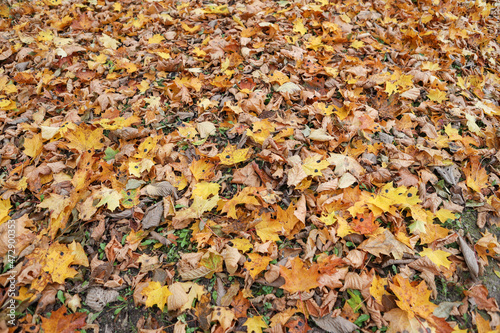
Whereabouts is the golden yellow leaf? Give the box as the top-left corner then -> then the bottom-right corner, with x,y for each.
245,316 -> 268,333
231,238 -> 253,253
390,275 -> 437,319
246,119 -> 276,145
350,40 -> 365,49
68,241 -> 89,267
268,71 -> 290,85
385,81 -> 398,96
134,136 -> 158,159
181,22 -> 201,33
190,159 -> 216,181
218,145 -> 251,165
43,243 -> 78,284
174,195 -> 219,221
244,253 -> 272,279
128,159 -> 154,177
96,188 -> 122,212
37,30 -> 54,42
148,34 -> 165,44
420,248 -> 452,268
465,156 -> 488,193
141,281 -> 172,311
64,125 -> 105,152
0,99 -> 17,110
302,155 -> 330,177
427,88 -> 447,103
422,62 -> 441,71
0,199 -> 11,226
434,209 -> 456,223
99,34 -> 120,50
192,182 -> 220,199
192,47 -> 206,57
24,133 -> 43,158
293,19 -> 307,35
370,274 -> 389,304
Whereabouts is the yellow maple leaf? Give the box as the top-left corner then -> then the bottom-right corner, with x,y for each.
178,122 -> 198,139
64,125 -> 105,152
390,275 -> 437,319
465,113 -> 482,136
336,215 -> 356,237
385,81 -> 398,96
141,281 -> 172,311
148,34 -> 164,44
427,88 -> 447,103
465,156 -> 488,193
255,217 -> 281,242
128,159 -> 154,177
420,248 -> 452,268
192,47 -> 206,57
190,159 -> 216,181
246,119 -> 276,145
351,40 -> 365,49
43,243 -> 78,284
293,19 -> 307,35
134,136 -> 158,159
302,155 -> 330,176
68,241 -> 90,267
181,22 -> 201,33
244,253 -> 272,279
192,182 -> 220,199
174,195 -> 219,221
340,13 -> 351,23
94,116 -> 141,130
0,99 -> 17,110
268,71 -> 290,85
435,209 -> 456,223
218,145 -> 251,165
99,34 -> 120,50
96,188 -> 122,212
222,187 -> 261,219
0,199 -> 11,226
245,316 -> 268,333
93,53 -> 108,64
314,102 -> 334,116
156,51 -> 170,60
422,61 -> 441,71
24,133 -> 43,158
231,238 -> 253,253
370,274 -> 389,304
37,30 -> 54,42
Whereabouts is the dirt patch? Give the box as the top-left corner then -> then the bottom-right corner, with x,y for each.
458,209 -> 500,304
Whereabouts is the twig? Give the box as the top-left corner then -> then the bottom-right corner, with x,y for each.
381,258 -> 417,268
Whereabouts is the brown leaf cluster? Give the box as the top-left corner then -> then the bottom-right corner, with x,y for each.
1,0 -> 500,332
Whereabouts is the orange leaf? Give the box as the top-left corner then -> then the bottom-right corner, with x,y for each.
244,253 -> 272,279
351,212 -> 378,235
390,275 -> 437,319
41,306 -> 86,333
280,257 -> 319,294
464,156 -> 488,193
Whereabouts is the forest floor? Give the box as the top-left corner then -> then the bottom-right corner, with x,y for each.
1,0 -> 500,332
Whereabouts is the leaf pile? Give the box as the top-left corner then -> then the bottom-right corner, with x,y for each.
1,0 -> 500,332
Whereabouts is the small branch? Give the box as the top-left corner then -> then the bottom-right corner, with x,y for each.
382,258 -> 417,268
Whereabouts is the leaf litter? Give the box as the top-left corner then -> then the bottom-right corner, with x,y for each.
1,0 -> 500,332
